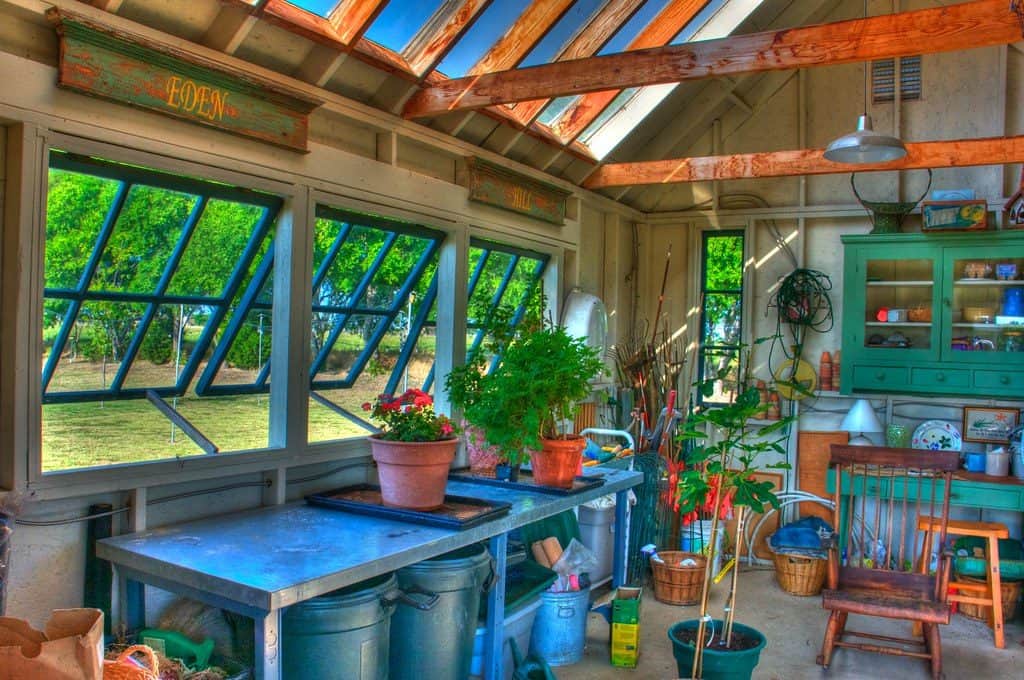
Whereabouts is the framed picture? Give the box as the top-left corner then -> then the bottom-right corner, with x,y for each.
962,406 -> 1020,443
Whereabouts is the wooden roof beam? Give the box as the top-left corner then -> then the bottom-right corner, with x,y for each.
467,0 -> 576,76
582,136 -> 1024,187
403,0 -> 493,77
328,0 -> 388,46
550,0 -> 711,142
403,0 -> 1021,119
508,0 -> 649,127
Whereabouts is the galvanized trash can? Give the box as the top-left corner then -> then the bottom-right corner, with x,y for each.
282,572 -> 398,680
529,586 -> 591,666
390,543 -> 493,680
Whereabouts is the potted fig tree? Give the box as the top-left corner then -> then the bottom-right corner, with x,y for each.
668,340 -> 794,680
445,297 -> 605,488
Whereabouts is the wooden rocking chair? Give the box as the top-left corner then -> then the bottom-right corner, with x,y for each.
817,444 -> 959,680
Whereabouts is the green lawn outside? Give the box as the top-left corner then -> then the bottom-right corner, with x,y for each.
41,342 -> 435,472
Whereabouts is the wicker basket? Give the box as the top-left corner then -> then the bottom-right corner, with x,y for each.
908,305 -> 932,322
651,551 -> 707,605
772,552 -> 828,596
954,576 -> 1022,622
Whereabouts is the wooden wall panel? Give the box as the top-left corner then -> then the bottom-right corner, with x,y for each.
797,430 -> 848,522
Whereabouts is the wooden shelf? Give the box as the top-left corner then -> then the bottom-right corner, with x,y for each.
867,280 -> 934,287
865,321 -> 932,327
954,279 -> 1024,287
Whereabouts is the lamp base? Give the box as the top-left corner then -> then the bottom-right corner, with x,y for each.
848,433 -> 874,446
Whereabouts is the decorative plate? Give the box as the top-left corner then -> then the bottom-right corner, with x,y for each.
911,420 -> 962,451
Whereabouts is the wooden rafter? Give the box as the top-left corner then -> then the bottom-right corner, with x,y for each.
582,136 -> 1024,187
508,0 -> 648,127
404,0 -> 493,77
403,0 -> 1020,120
551,0 -> 710,142
467,0 -> 576,75
328,0 -> 388,46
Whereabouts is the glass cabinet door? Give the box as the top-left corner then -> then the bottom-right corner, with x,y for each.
943,246 -> 1024,364
853,246 -> 940,362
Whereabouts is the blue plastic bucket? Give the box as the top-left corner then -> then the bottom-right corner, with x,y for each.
529,586 -> 590,666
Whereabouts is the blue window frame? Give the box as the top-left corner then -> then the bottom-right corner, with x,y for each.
43,151 -> 282,404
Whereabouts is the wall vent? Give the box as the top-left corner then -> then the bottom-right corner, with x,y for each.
872,56 -> 921,103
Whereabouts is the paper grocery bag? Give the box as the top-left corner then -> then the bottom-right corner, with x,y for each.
0,608 -> 104,680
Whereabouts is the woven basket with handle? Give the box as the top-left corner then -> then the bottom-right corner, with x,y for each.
103,644 -> 160,680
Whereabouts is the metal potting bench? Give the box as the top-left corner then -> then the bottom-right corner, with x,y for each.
97,466 -> 643,680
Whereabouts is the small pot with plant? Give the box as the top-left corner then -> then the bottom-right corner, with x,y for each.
445,298 -> 605,488
668,340 -> 794,680
362,388 -> 458,510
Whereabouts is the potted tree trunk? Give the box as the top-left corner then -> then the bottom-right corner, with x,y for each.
444,296 -> 605,488
668,341 -> 795,679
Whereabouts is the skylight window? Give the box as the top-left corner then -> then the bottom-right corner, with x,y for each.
519,0 -> 607,68
363,0 -> 445,53
597,0 -> 674,55
286,0 -> 338,18
581,0 -> 764,159
434,2 -> 526,77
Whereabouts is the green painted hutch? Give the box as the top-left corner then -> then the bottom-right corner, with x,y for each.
840,230 -> 1024,398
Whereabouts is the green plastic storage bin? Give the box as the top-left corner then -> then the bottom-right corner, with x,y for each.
953,536 -> 1024,581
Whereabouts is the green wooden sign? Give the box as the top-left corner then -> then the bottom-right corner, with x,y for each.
467,158 -> 570,225
49,10 -> 321,152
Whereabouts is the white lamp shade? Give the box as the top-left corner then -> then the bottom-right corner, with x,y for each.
823,115 -> 907,164
841,398 -> 883,445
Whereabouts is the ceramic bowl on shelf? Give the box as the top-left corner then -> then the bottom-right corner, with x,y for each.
963,306 -> 996,323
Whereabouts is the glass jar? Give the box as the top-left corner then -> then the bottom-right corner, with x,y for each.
1000,329 -> 1024,352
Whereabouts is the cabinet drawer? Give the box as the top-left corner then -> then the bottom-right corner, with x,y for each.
973,370 -> 1024,398
910,367 -> 969,390
949,484 -> 1022,511
852,364 -> 908,390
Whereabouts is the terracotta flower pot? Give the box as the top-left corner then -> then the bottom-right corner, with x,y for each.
369,435 -> 457,510
530,436 -> 585,489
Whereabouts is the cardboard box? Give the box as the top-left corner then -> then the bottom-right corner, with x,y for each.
921,200 -> 988,231
610,586 -> 641,667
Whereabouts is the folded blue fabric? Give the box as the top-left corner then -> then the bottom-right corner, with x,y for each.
769,516 -> 833,560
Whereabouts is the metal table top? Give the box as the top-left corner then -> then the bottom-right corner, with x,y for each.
97,467 -> 642,613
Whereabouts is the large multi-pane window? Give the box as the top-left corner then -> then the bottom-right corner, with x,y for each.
39,150 -> 553,474
697,231 -> 745,405
306,206 -> 445,443
462,239 -> 549,373
42,152 -> 282,472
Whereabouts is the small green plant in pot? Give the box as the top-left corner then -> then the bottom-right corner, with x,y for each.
669,340 -> 794,680
445,301 -> 605,487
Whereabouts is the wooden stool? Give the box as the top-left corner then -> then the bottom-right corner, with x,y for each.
918,517 -> 1009,648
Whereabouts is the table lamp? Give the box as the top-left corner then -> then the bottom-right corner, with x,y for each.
841,399 -> 883,445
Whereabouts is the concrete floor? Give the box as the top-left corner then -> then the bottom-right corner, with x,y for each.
555,566 -> 1024,679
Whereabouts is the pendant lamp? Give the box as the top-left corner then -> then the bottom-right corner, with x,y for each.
823,2 -> 907,164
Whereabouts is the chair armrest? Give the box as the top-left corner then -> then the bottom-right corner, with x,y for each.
823,537 -> 841,591
936,549 -> 954,603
